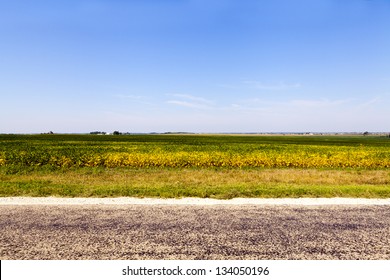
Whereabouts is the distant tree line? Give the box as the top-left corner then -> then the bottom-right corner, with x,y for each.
90,131 -> 133,135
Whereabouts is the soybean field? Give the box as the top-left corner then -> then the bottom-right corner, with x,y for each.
0,134 -> 389,198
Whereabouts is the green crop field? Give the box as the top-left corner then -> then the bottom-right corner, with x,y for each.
0,134 -> 389,198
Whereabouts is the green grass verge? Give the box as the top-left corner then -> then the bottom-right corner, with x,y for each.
1,166 -> 389,199
1,181 -> 389,199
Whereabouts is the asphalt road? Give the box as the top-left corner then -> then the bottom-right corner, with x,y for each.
1,205 -> 390,260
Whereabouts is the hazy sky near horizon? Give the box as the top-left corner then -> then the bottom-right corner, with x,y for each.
1,0 -> 390,133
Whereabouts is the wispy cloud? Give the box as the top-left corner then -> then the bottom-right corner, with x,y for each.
166,94 -> 214,110
218,80 -> 301,91
289,98 -> 351,107
166,100 -> 209,109
356,96 -> 381,108
169,94 -> 213,104
229,97 -> 356,114
242,80 -> 301,90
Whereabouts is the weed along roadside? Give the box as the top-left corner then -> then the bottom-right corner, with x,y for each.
0,134 -> 389,198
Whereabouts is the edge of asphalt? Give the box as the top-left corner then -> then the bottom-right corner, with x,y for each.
1,197 -> 390,205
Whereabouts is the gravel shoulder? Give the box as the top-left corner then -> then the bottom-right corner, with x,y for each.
1,203 -> 390,260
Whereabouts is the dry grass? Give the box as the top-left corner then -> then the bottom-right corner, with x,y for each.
1,167 -> 389,198
2,168 -> 390,185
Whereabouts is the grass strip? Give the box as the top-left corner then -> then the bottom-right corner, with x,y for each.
1,167 -> 389,199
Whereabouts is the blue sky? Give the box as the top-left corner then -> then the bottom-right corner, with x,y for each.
1,0 -> 389,133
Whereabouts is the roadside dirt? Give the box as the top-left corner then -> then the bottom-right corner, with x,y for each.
1,205 -> 389,260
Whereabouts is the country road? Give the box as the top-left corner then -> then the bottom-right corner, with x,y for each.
1,204 -> 390,260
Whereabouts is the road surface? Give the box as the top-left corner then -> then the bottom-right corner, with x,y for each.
1,204 -> 390,259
